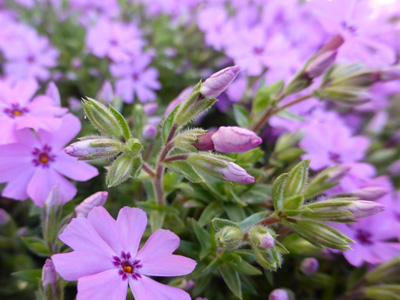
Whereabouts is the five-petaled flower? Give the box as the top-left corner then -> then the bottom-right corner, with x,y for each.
52,206 -> 197,300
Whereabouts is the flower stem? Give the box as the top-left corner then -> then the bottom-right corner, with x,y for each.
252,93 -> 312,132
142,162 -> 156,177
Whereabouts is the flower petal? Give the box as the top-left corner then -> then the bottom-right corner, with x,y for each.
116,207 -> 147,257
53,152 -> 99,181
87,207 -> 123,254
1,168 -> 35,200
52,251 -> 114,281
77,269 -> 128,300
129,275 -> 190,300
136,229 -> 180,260
138,255 -> 196,277
58,215 -> 115,257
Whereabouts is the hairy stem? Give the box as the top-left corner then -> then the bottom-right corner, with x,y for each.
142,162 -> 156,177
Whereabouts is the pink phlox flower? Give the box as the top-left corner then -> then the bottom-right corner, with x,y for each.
111,53 -> 161,103
0,114 -> 98,206
52,206 -> 197,300
0,79 -> 67,145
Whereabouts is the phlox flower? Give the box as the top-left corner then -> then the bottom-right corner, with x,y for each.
52,206 -> 197,300
0,114 -> 98,206
2,25 -> 59,81
0,79 -> 67,145
111,53 -> 161,103
86,18 -> 144,62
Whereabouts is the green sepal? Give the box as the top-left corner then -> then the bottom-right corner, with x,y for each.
162,103 -> 180,144
109,104 -> 131,141
164,160 -> 204,183
283,195 -> 304,210
283,160 -> 310,199
212,218 -> 240,231
271,173 -> 288,211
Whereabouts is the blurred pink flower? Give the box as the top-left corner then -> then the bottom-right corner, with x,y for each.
0,79 -> 67,145
111,54 -> 161,103
52,206 -> 196,300
0,114 -> 98,206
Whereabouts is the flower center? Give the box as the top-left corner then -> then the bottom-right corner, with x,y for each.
356,229 -> 373,245
341,21 -> 357,33
132,73 -> 139,81
328,152 -> 342,164
3,103 -> 29,118
253,46 -> 264,55
32,145 -> 56,168
113,251 -> 143,281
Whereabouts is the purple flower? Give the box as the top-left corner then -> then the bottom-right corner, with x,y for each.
200,65 -> 241,99
75,192 -> 108,218
142,125 -> 157,140
261,232 -> 275,249
194,126 -> 262,153
217,162 -> 255,184
52,206 -> 196,300
300,258 -> 319,276
0,114 -> 98,206
269,289 -> 289,300
0,79 -> 67,145
2,25 -> 59,81
42,259 -> 57,293
111,53 -> 161,103
86,18 -> 144,62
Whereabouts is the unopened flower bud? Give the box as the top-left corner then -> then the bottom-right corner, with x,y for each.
82,97 -> 124,138
350,187 -> 389,201
333,71 -> 380,87
200,65 -> 241,99
300,257 -> 319,275
269,289 -> 290,300
182,279 -> 195,291
366,256 -> 400,283
216,226 -> 243,249
211,126 -> 262,153
325,165 -> 351,183
142,125 -> 157,140
42,259 -> 57,293
249,226 -> 276,249
44,184 -> 61,211
97,81 -> 114,103
193,132 -> 214,151
217,162 -> 254,183
305,50 -> 338,78
317,34 -> 345,55
75,192 -> 108,218
317,87 -> 371,105
345,200 -> 385,218
65,138 -> 123,160
106,153 -> 142,187
0,209 -> 11,226
143,103 -> 158,116
379,65 -> 400,82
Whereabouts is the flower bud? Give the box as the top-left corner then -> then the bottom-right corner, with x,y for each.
42,259 -> 57,293
350,187 -> 389,201
142,125 -> 157,140
188,153 -> 254,183
317,87 -> 371,105
379,65 -> 400,82
42,185 -> 62,242
193,132 -> 214,151
0,208 -> 11,226
44,184 -> 61,211
325,165 -> 351,183
97,81 -> 114,103
106,153 -> 142,187
200,65 -> 241,99
269,289 -> 290,300
332,71 -> 380,87
82,97 -> 124,138
317,34 -> 345,55
65,138 -> 123,160
211,127 -> 262,153
182,279 -> 195,291
143,103 -> 158,116
305,50 -> 338,78
345,200 -> 385,218
366,256 -> 400,283
249,226 -> 275,249
300,257 -> 319,275
216,226 -> 243,249
75,192 -> 108,218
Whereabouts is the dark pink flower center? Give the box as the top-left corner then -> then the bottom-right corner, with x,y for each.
113,251 -> 143,281
341,21 -> 357,33
328,152 -> 342,164
27,55 -> 36,63
32,145 -> 56,168
132,73 -> 140,81
253,46 -> 264,55
356,229 -> 373,245
110,39 -> 118,46
3,103 -> 29,118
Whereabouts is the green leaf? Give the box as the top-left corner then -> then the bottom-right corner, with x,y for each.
220,266 -> 242,299
276,148 -> 306,162
11,269 -> 42,284
21,237 -> 51,257
109,105 -> 131,141
191,219 -> 211,250
276,109 -> 306,122
198,202 -> 224,227
137,202 -> 179,214
283,195 -> 304,210
212,218 -> 239,231
165,160 -> 204,183
365,287 -> 400,300
229,254 -> 262,275
238,211 -> 270,231
283,160 -> 310,199
271,173 -> 288,211
162,103 -> 180,144
233,104 -> 250,128
253,80 -> 283,113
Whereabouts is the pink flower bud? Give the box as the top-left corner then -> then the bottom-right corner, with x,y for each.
261,232 -> 275,249
346,200 -> 385,218
326,165 -> 350,183
143,103 -> 158,116
305,50 -> 337,78
379,65 -> 400,82
269,289 -> 290,300
65,139 -> 122,160
200,65 -> 241,99
0,208 -> 11,225
44,184 -> 61,210
142,125 -> 157,140
42,259 -> 57,292
97,81 -> 114,103
216,162 -> 254,184
75,192 -> 108,218
211,126 -> 262,153
317,34 -> 345,55
350,187 -> 389,201
300,257 -> 319,275
193,132 -> 215,151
